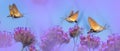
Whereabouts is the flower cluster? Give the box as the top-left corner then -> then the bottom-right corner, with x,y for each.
99,33 -> 120,51
14,27 -> 35,48
40,26 -> 70,51
80,34 -> 100,50
69,24 -> 83,38
1,26 -> 120,51
0,31 -> 13,48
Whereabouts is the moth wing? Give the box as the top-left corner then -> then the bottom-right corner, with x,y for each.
88,17 -> 102,31
12,4 -> 23,17
9,5 -> 14,16
12,4 -> 20,13
69,11 -> 79,21
69,10 -> 74,17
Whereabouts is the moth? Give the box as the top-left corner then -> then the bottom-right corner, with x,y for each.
65,10 -> 79,23
88,17 -> 105,33
8,3 -> 23,18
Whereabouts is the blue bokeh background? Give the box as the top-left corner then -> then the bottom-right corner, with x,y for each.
0,0 -> 120,51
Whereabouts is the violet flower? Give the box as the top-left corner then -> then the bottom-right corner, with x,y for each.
69,24 -> 83,38
80,35 -> 100,50
40,26 -> 70,51
99,33 -> 120,51
0,31 -> 13,48
14,27 -> 35,51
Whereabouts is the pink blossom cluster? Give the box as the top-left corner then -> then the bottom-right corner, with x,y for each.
69,24 -> 83,38
99,33 -> 120,51
40,26 -> 70,51
0,31 -> 13,48
80,34 -> 100,50
1,26 -> 120,51
14,27 -> 35,48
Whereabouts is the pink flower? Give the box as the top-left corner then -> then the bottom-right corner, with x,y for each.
69,24 -> 83,38
99,33 -> 120,51
80,35 -> 100,50
40,26 -> 70,51
0,31 -> 13,48
14,27 -> 35,49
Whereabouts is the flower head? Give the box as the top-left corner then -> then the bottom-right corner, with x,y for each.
14,27 -> 35,48
80,35 -> 100,49
0,31 -> 13,48
40,26 -> 70,51
69,24 -> 83,38
99,33 -> 120,51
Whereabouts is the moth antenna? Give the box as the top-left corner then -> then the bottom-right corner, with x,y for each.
104,24 -> 113,33
104,24 -> 109,30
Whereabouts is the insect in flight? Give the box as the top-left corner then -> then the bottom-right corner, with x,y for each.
8,3 -> 23,18
65,10 -> 79,23
88,17 -> 105,33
